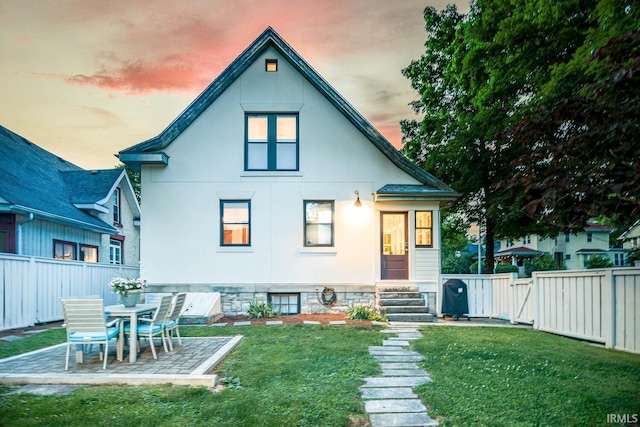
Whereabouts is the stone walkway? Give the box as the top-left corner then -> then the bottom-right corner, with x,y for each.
361,323 -> 438,427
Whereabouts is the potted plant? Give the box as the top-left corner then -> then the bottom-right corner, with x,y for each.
108,277 -> 148,307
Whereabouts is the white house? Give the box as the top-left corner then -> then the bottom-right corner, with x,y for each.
496,222 -> 624,274
0,125 -> 140,267
119,28 -> 458,316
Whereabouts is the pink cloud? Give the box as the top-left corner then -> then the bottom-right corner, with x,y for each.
66,52 -> 214,94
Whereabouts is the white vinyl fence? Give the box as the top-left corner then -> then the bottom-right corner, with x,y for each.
441,268 -> 640,354
0,254 -> 139,331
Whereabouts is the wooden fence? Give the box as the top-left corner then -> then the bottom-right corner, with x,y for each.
0,254 -> 139,331
441,268 -> 640,354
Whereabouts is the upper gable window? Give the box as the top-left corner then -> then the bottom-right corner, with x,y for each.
265,59 -> 278,72
246,114 -> 298,171
113,188 -> 121,225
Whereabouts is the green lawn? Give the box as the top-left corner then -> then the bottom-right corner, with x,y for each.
413,326 -> 640,427
0,325 -> 382,427
0,324 -> 638,426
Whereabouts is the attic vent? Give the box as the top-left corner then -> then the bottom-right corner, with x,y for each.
265,59 -> 278,72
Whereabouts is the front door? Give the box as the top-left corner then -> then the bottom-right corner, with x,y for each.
381,212 -> 408,280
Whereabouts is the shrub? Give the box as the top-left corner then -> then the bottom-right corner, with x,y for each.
347,303 -> 388,322
247,299 -> 279,319
525,254 -> 561,277
584,254 -> 614,269
494,264 -> 519,274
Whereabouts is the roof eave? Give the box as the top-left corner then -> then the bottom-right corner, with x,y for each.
118,152 -> 169,172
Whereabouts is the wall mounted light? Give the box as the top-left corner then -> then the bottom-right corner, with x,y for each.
354,190 -> 362,207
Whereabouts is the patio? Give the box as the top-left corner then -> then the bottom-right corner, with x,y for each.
0,335 -> 242,388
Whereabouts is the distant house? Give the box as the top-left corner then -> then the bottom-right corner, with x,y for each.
495,223 -> 625,274
618,220 -> 640,265
0,125 -> 140,266
119,27 -> 458,315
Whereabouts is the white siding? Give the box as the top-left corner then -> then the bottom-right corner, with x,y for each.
139,46 -> 441,288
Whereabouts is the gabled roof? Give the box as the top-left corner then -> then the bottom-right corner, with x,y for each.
495,246 -> 545,257
119,27 -> 457,196
0,125 -> 121,233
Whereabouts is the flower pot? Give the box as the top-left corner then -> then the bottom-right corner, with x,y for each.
119,292 -> 140,307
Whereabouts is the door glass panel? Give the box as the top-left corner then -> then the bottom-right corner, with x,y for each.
382,214 -> 405,255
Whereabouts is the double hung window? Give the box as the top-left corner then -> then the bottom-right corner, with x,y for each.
110,239 -> 122,264
304,201 -> 334,246
221,200 -> 251,246
246,114 -> 298,171
415,211 -> 433,247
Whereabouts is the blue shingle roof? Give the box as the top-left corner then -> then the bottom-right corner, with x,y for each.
119,27 -> 458,197
0,125 -> 117,233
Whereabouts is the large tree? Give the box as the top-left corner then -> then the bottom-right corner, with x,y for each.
402,0 -> 596,272
501,9 -> 640,231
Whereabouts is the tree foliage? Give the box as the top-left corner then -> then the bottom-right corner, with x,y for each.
117,164 -> 141,203
502,30 -> 640,231
402,0 -> 598,271
441,213 -> 475,274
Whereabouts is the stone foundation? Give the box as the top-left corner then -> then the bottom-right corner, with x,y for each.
220,289 -> 376,316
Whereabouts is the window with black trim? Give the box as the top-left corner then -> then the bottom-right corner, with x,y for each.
54,240 -> 77,260
221,200 -> 251,246
265,58 -> 278,72
80,244 -> 98,263
415,211 -> 433,247
304,201 -> 334,246
246,114 -> 298,171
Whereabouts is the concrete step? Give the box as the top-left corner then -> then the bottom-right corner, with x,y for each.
387,313 -> 434,323
378,291 -> 422,300
379,298 -> 425,307
376,285 -> 419,293
385,306 -> 431,314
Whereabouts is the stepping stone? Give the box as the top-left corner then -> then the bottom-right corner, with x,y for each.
361,387 -> 417,400
233,321 -> 251,326
379,362 -> 421,370
383,340 -> 410,347
382,369 -> 428,377
21,329 -> 49,335
369,412 -> 439,427
369,348 -> 417,356
365,399 -> 426,413
329,321 -> 346,325
373,355 -> 424,363
266,321 -> 283,326
210,323 -> 228,327
0,335 -> 23,342
303,320 -> 320,325
381,329 -> 420,334
362,377 -> 431,388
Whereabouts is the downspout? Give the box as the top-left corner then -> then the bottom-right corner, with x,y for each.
17,213 -> 34,255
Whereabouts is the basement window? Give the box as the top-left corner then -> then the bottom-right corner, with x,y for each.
268,293 -> 300,315
265,59 -> 278,72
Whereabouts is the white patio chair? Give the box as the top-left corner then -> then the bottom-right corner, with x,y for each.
124,295 -> 172,359
164,293 -> 187,351
61,298 -> 122,370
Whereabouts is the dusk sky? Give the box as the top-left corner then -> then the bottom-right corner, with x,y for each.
1,0 -> 468,169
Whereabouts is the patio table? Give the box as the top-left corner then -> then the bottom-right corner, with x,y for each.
104,303 -> 157,363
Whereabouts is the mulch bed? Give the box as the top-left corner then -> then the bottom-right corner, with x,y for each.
0,314 -> 373,338
214,313 -> 372,326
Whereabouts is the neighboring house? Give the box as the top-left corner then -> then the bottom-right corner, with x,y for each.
0,125 -> 140,266
619,220 -> 640,266
495,223 -> 622,274
119,27 -> 458,315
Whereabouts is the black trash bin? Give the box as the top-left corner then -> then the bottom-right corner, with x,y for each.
442,279 -> 470,321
